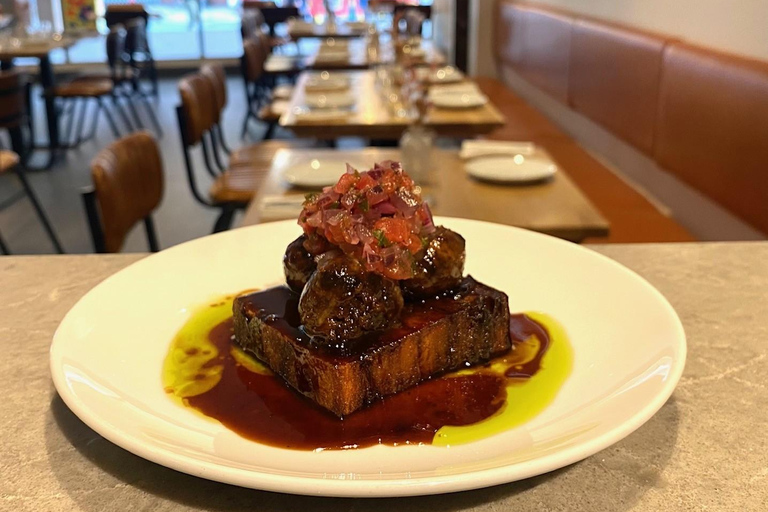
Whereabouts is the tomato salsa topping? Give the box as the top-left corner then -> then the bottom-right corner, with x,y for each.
298,161 -> 436,280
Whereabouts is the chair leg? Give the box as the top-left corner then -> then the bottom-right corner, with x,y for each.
97,98 -> 121,138
111,95 -> 135,132
14,165 -> 65,253
84,99 -> 100,141
263,122 -> 276,140
139,93 -> 163,137
0,231 -> 9,255
144,216 -> 160,252
212,205 -> 237,233
63,98 -> 78,147
125,95 -> 145,131
215,124 -> 232,155
73,98 -> 90,146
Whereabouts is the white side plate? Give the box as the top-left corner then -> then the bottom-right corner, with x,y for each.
466,155 -> 557,183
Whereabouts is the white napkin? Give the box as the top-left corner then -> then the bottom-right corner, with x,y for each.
428,82 -> 481,98
293,108 -> 353,123
460,140 -> 537,160
258,195 -> 306,222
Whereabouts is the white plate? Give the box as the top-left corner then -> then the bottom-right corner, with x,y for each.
50,218 -> 685,498
429,66 -> 463,84
283,155 -> 374,188
430,93 -> 488,109
466,155 -> 558,183
304,91 -> 355,109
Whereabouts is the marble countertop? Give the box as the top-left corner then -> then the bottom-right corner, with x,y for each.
1,243 -> 766,511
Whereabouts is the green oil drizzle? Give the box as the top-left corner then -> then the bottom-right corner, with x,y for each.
434,312 -> 573,446
163,295 -> 573,447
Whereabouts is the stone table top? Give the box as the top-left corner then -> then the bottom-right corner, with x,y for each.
1,243 -> 766,511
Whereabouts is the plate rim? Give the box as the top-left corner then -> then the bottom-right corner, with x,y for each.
49,218 -> 686,497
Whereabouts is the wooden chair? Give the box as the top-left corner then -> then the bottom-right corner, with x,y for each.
200,63 -> 233,156
69,26 -> 162,143
50,37 -> 136,148
177,73 -> 271,232
0,71 -> 64,254
82,131 -> 162,253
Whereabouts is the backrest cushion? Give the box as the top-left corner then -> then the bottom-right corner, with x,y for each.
569,19 -> 672,155
655,42 -> 768,234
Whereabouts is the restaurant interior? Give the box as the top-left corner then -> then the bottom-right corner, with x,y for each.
1,0 -> 767,509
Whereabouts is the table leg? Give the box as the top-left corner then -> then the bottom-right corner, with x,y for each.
38,55 -> 59,168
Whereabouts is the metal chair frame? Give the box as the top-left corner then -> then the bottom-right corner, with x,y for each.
81,187 -> 159,253
175,104 -> 244,233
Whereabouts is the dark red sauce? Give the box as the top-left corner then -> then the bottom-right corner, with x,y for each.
184,312 -> 551,450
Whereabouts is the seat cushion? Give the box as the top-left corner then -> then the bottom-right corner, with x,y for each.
209,166 -> 269,204
0,150 -> 19,174
539,140 -> 696,243
258,99 -> 290,123
54,79 -> 114,97
484,103 -> 570,142
272,83 -> 294,100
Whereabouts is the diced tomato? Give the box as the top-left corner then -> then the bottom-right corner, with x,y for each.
355,173 -> 376,191
333,172 -> 358,194
374,218 -> 411,244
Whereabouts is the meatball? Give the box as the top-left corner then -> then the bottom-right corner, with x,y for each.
299,252 -> 404,341
401,226 -> 465,298
283,235 -> 316,293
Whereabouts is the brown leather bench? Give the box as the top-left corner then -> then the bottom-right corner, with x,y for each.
478,1 -> 768,242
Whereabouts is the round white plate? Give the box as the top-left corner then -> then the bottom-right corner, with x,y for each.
429,66 -> 463,84
283,155 -> 374,188
431,93 -> 488,109
50,218 -> 685,498
466,155 -> 558,183
304,91 -> 355,109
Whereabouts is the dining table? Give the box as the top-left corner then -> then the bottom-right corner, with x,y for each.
238,147 -> 609,242
279,70 -> 505,139
288,19 -> 370,40
0,36 -> 77,169
2,241 -> 766,510
302,37 -> 447,70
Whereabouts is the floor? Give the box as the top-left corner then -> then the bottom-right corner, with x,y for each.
0,75 -> 286,255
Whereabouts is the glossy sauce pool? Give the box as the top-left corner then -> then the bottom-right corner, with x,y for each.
162,293 -> 573,450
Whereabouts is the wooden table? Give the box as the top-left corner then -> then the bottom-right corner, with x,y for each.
4,242 -> 767,510
280,70 -> 506,139
0,36 -> 77,169
288,20 -> 369,40
240,148 -> 609,242
303,38 -> 447,70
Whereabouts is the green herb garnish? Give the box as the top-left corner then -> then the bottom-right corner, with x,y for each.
373,229 -> 390,247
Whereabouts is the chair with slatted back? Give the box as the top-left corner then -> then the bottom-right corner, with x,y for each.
177,73 -> 279,232
81,131 -> 162,253
0,71 -> 64,254
200,63 -> 233,156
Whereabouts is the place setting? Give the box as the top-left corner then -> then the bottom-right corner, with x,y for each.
461,140 -> 558,185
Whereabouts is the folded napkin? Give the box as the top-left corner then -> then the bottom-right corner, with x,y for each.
293,108 -> 353,123
258,195 -> 306,222
428,82 -> 481,98
460,140 -> 537,160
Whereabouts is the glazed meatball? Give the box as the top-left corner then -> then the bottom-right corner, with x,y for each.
401,226 -> 465,298
299,252 -> 404,341
283,235 -> 316,293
